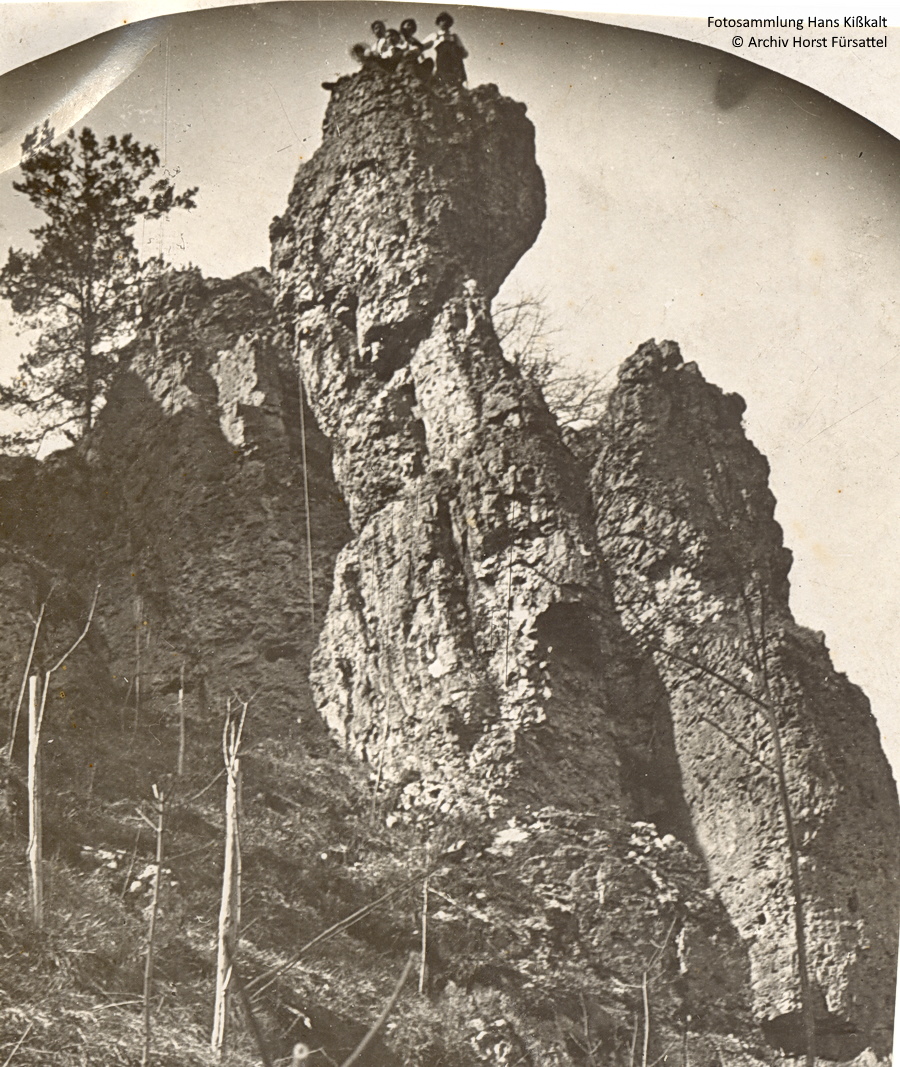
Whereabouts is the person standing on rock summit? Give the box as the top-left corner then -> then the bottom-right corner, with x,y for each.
423,12 -> 468,87
399,17 -> 434,77
380,27 -> 406,70
370,20 -> 390,57
399,18 -> 425,55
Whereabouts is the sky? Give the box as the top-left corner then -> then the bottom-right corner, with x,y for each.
0,2 -> 898,785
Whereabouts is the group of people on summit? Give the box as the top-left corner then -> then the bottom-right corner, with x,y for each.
352,12 -> 468,87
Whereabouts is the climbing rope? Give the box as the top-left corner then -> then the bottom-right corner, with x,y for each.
297,370 -> 316,630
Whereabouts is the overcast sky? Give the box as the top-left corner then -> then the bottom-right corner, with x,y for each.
0,2 -> 898,779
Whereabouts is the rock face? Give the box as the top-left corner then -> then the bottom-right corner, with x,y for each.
271,67 -> 684,823
589,340 -> 900,1056
0,268 -> 350,767
271,69 -> 898,1056
91,269 -> 352,748
271,68 -> 544,530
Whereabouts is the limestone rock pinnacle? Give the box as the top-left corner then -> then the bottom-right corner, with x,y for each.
589,339 -> 900,1055
271,70 -> 675,822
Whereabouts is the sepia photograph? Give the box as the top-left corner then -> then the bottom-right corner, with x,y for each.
0,3 -> 897,1064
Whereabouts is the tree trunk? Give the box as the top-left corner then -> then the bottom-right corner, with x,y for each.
141,785 -> 166,1067
211,705 -> 244,1058
418,862 -> 429,995
7,600 -> 45,772
133,594 -> 143,729
26,675 -> 43,928
176,663 -> 186,776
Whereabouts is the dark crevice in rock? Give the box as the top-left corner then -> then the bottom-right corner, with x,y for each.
762,1008 -> 867,1061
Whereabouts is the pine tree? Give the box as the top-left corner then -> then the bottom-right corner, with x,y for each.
0,126 -> 196,447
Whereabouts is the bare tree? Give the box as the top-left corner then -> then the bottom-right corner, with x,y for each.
591,394 -> 821,1065
211,696 -> 248,1058
6,595 -> 48,772
638,584 -> 816,1067
222,942 -> 275,1067
418,846 -> 430,996
494,292 -> 557,383
494,291 -> 611,433
133,594 -> 144,728
139,781 -> 169,1067
26,586 -> 99,927
25,677 -> 43,927
176,661 -> 186,776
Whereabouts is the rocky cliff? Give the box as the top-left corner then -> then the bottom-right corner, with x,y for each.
269,64 -> 688,827
589,341 -> 900,1057
0,64 -> 895,1067
268,64 -> 897,1059
0,268 -> 349,755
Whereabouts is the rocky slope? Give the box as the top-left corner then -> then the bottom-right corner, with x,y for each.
0,262 -> 753,1067
0,65 -> 895,1067
269,65 -> 897,1058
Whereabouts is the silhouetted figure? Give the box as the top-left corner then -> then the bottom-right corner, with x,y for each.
401,18 -> 421,47
399,18 -> 434,77
324,42 -> 376,87
349,41 -> 381,71
370,20 -> 389,57
423,12 -> 468,87
381,27 -> 405,70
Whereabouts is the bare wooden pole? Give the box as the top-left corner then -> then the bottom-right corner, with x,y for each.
141,783 -> 167,1067
36,585 -> 100,734
0,1021 -> 33,1067
7,599 -> 46,769
223,942 -> 275,1067
26,676 -> 43,928
211,698 -> 247,1059
134,595 -> 143,730
418,853 -> 429,996
338,953 -> 416,1067
120,827 -> 142,900
25,583 -> 100,928
248,871 -> 427,1000
176,662 -> 186,776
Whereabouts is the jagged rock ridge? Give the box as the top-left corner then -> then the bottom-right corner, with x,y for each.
0,267 -> 353,825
